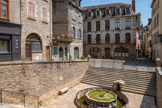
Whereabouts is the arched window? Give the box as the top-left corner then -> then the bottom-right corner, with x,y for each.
125,33 -> 131,43
96,34 -> 100,44
115,33 -> 120,44
88,35 -> 91,44
25,33 -> 42,59
105,34 -> 110,44
59,47 -> 63,61
74,47 -> 79,59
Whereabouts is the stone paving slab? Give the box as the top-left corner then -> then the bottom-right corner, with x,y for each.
42,83 -> 157,108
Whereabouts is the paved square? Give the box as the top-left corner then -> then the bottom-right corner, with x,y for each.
42,83 -> 156,108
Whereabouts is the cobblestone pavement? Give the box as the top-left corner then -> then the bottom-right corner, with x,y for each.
42,83 -> 157,108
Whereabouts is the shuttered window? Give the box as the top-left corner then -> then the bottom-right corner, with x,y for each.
42,7 -> 48,22
28,2 -> 35,19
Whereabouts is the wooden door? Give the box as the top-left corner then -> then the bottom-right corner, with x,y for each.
105,48 -> 110,59
46,46 -> 50,60
74,47 -> 79,59
59,47 -> 63,61
25,43 -> 32,60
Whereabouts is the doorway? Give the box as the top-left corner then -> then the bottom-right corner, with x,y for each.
74,47 -> 79,59
59,47 -> 63,61
46,46 -> 50,60
105,48 -> 110,59
25,43 -> 32,60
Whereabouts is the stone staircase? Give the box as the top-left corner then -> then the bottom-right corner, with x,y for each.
82,67 -> 156,97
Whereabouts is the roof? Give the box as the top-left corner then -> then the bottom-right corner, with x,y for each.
82,3 -> 131,10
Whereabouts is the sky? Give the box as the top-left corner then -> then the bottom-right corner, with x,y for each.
81,0 -> 152,26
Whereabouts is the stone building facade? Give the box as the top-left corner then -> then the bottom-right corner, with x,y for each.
142,18 -> 152,58
151,0 -> 162,60
52,0 -> 83,61
82,1 -> 141,59
21,0 -> 52,61
0,0 -> 21,62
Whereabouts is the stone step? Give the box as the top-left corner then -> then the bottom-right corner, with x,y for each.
82,78 -> 156,89
83,74 -> 156,82
82,67 -> 156,96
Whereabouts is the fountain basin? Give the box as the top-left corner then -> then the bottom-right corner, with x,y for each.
85,90 -> 117,107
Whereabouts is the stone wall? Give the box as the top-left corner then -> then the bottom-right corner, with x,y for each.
21,0 -> 52,61
156,58 -> 162,108
0,61 -> 89,105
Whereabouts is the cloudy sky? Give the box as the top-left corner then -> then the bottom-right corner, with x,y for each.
81,0 -> 152,26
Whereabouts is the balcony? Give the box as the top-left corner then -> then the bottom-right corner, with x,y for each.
53,34 -> 73,44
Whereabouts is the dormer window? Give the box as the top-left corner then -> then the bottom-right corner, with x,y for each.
96,9 -> 101,17
88,11 -> 92,18
126,7 -> 130,14
106,9 -> 109,15
97,10 -> 100,16
116,8 -> 120,15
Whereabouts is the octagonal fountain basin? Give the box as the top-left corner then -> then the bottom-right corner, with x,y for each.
85,90 -> 117,107
75,87 -> 129,108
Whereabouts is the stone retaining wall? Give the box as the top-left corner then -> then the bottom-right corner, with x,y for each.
156,58 -> 162,108
0,61 -> 89,106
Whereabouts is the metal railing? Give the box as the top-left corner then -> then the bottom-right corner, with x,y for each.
0,89 -> 39,108
90,59 -> 156,72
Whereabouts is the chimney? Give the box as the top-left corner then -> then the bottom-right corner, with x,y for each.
132,0 -> 135,12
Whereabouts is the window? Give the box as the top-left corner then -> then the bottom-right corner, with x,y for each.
53,47 -> 57,56
96,34 -> 100,44
28,2 -> 35,19
115,19 -> 120,30
72,27 -> 76,38
157,13 -> 159,26
125,18 -> 131,29
0,0 -> 9,20
88,11 -> 92,17
116,9 -> 120,15
126,7 -> 130,14
125,33 -> 131,43
88,35 -> 91,44
96,21 -> 100,31
106,9 -> 109,15
115,33 -> 120,44
105,34 -> 110,44
78,29 -> 81,39
0,40 -> 9,53
42,7 -> 48,22
96,10 -> 100,16
87,22 -> 91,32
105,20 -> 110,30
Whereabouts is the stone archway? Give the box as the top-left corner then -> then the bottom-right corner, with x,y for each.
114,46 -> 129,58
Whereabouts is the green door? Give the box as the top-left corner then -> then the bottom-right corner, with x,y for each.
74,47 -> 79,59
59,47 -> 63,61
